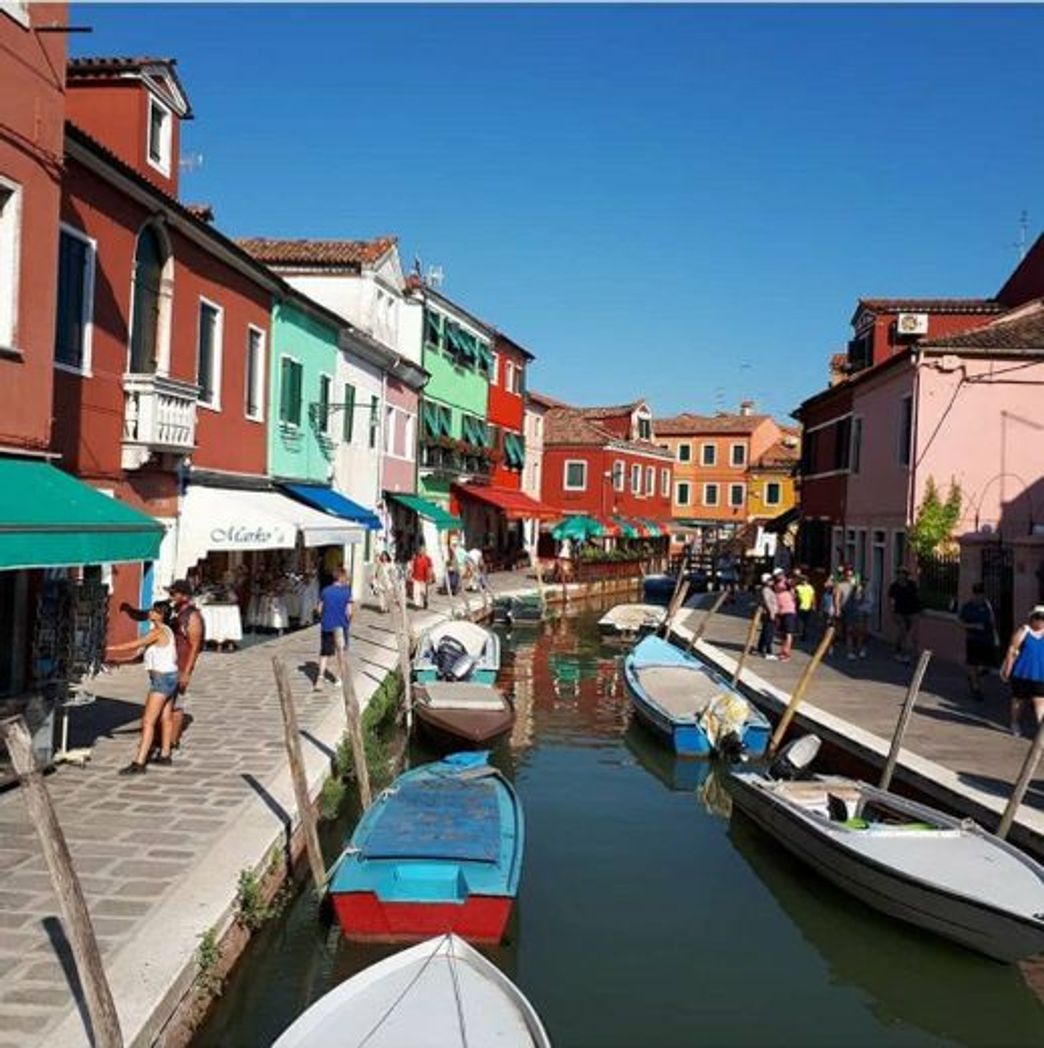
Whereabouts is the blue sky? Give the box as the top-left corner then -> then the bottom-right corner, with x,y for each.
73,3 -> 1044,421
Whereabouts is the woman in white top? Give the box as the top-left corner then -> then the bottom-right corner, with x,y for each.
106,601 -> 180,775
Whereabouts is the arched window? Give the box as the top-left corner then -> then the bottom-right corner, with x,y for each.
129,224 -> 170,373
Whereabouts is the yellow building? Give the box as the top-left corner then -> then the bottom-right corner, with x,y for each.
748,432 -> 800,527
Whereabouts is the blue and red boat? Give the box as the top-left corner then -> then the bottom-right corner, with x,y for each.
624,634 -> 771,758
329,752 -> 524,944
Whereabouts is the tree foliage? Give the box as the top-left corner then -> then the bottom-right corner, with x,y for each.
909,476 -> 963,557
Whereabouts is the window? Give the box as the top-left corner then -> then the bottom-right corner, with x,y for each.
54,226 -> 96,373
835,416 -> 852,470
342,383 -> 356,442
729,483 -> 745,507
893,530 -> 907,576
507,360 -> 522,395
800,428 -> 818,475
403,413 -> 415,459
318,374 -> 332,435
612,459 -> 625,492
731,443 -> 746,467
564,460 -> 587,491
898,396 -> 913,466
384,404 -> 397,454
490,351 -> 499,385
676,481 -> 691,506
703,483 -> 719,507
644,466 -> 655,495
0,179 -> 20,351
637,414 -> 652,441
765,481 -> 782,506
147,96 -> 172,176
630,463 -> 641,494
701,443 -> 717,467
678,443 -> 692,463
368,394 -> 380,449
129,224 -> 169,373
279,357 -> 303,427
661,468 -> 670,497
850,416 -> 862,474
196,299 -> 222,408
423,308 -> 443,349
244,327 -> 264,420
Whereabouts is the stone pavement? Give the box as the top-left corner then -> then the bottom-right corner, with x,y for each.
675,596 -> 1044,847
0,570 -> 533,1047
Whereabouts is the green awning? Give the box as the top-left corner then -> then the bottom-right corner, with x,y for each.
0,460 -> 164,570
388,493 -> 463,531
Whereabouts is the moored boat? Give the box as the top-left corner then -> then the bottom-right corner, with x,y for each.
413,620 -> 501,684
272,933 -> 552,1048
623,634 -> 771,757
330,752 -> 524,944
493,593 -> 545,625
415,681 -> 515,750
727,768 -> 1044,962
598,603 -> 665,639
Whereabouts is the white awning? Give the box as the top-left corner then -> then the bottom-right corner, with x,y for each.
175,486 -> 363,577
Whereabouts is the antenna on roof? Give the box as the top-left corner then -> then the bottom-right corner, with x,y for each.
425,265 -> 444,290
179,152 -> 204,174
1013,209 -> 1029,261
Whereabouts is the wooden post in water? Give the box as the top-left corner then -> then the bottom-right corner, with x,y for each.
662,581 -> 691,641
997,718 -> 1044,841
393,576 -> 414,734
731,607 -> 763,687
687,589 -> 730,653
659,564 -> 688,637
879,650 -> 932,791
333,648 -> 372,811
0,716 -> 123,1048
271,657 -> 327,890
767,625 -> 835,759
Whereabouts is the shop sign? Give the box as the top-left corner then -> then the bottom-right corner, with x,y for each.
209,522 -> 291,548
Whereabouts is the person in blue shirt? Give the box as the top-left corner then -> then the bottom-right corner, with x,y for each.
314,566 -> 353,690
1001,605 -> 1044,737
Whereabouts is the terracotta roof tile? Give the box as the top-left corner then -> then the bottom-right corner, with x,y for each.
575,402 -> 642,419
856,298 -> 1002,314
654,412 -> 769,436
235,236 -> 398,269
527,391 -> 570,409
544,408 -> 615,445
924,303 -> 1044,352
754,440 -> 799,469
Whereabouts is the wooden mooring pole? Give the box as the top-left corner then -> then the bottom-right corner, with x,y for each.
687,589 -> 730,653
271,657 -> 327,891
997,718 -> 1044,841
659,565 -> 688,638
879,650 -> 931,791
333,648 -> 372,811
767,625 -> 835,759
0,716 -> 123,1048
393,576 -> 415,734
731,607 -> 763,687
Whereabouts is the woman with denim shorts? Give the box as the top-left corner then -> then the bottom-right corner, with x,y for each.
106,601 -> 180,774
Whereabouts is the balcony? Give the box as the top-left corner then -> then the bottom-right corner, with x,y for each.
419,440 -> 492,479
122,373 -> 199,470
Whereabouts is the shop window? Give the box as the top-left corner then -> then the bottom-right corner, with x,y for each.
54,226 -> 96,373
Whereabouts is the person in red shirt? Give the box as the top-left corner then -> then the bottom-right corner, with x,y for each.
410,544 -> 435,609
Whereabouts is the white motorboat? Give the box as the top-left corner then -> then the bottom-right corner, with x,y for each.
728,769 -> 1044,963
272,933 -> 552,1047
597,603 -> 665,638
413,620 -> 501,685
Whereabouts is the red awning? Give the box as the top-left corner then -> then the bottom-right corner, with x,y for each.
452,484 -> 560,520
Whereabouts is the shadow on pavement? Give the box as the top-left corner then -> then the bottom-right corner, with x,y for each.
41,916 -> 91,1044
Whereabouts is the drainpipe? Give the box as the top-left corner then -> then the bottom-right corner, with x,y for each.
904,350 -> 922,567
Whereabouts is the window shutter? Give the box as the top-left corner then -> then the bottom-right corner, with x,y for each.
280,359 -> 291,423
291,362 -> 303,426
343,383 -> 356,442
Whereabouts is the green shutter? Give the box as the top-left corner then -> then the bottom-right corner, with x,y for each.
343,383 -> 356,442
440,405 -> 453,438
421,401 -> 438,440
279,359 -> 291,423
460,415 -> 473,445
445,323 -> 462,357
291,362 -> 303,426
424,309 -> 443,348
368,395 -> 379,448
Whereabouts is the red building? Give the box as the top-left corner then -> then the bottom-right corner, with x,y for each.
486,332 -> 530,491
53,57 -> 286,643
540,400 -> 674,529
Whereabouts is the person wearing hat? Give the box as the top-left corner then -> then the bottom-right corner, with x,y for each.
1001,605 -> 1044,737
757,572 -> 779,659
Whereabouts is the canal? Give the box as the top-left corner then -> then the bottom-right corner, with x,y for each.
196,604 -> 1044,1047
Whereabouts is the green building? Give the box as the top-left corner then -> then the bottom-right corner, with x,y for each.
416,287 -> 494,508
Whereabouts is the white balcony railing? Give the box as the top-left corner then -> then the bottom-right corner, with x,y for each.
122,373 -> 199,470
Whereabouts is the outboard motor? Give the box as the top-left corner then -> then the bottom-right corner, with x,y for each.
768,733 -> 822,781
444,653 -> 477,682
433,636 -> 470,681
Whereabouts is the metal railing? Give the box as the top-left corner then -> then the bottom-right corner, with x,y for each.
122,372 -> 199,469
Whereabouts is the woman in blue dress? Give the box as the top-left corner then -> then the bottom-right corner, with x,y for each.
1001,605 -> 1044,737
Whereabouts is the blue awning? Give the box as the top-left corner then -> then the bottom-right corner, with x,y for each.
282,483 -> 382,531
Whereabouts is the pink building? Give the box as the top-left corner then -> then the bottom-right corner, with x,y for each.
834,301 -> 1044,659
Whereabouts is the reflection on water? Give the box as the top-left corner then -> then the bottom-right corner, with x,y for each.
196,604 -> 1044,1048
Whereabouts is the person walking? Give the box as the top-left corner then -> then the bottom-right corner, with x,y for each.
774,576 -> 797,661
958,584 -> 999,701
757,572 -> 779,659
1001,605 -> 1044,737
314,566 -> 353,690
818,578 -> 836,651
410,543 -> 434,609
107,601 -> 180,774
853,581 -> 874,658
833,566 -> 858,659
888,567 -> 922,664
794,574 -> 816,642
372,550 -> 395,614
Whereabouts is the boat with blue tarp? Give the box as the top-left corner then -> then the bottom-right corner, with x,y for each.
329,752 -> 524,944
623,634 -> 770,758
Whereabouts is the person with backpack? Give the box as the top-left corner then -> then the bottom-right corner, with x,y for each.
958,583 -> 999,701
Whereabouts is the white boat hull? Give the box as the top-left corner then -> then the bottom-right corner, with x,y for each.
729,774 -> 1044,963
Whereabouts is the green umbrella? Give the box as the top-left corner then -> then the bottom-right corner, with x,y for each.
551,515 -> 604,541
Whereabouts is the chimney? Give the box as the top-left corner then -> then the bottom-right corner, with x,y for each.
739,400 -> 754,417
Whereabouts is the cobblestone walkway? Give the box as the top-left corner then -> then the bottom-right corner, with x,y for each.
0,573 -> 526,1046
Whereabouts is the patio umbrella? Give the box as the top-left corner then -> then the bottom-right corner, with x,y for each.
551,515 -> 604,541
612,516 -> 640,539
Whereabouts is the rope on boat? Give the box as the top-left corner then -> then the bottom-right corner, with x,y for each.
447,935 -> 470,1048
355,933 -> 453,1047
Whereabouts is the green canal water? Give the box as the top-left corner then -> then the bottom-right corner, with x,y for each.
196,606 -> 1044,1047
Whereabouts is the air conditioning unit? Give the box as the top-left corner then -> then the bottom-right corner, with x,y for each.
896,312 -> 928,336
